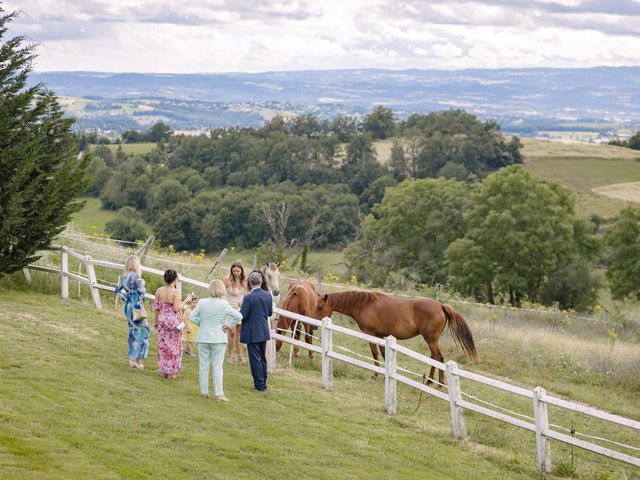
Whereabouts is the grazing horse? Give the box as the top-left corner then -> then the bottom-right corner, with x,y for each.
276,280 -> 318,358
313,291 -> 478,386
261,262 -> 281,305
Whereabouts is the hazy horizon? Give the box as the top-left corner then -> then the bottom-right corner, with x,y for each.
30,64 -> 640,75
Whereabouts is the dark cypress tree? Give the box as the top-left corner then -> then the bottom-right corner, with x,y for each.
0,8 -> 89,274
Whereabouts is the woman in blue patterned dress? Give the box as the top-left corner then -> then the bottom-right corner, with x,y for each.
115,255 -> 149,369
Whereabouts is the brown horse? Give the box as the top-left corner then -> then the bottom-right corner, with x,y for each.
313,291 -> 478,386
277,280 -> 318,358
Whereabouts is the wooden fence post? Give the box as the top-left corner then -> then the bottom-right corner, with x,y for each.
384,335 -> 397,414
22,267 -> 32,284
61,247 -> 69,300
84,256 -> 102,309
446,360 -> 466,439
321,316 -> 333,390
176,277 -> 182,300
267,316 -> 276,373
533,386 -> 552,473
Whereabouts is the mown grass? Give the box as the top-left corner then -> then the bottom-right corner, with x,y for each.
2,276 -> 639,479
0,289 -> 544,480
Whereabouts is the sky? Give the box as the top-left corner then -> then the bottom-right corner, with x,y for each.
4,0 -> 640,73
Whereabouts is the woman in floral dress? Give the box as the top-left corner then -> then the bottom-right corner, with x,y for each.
153,269 -> 183,379
115,255 -> 148,369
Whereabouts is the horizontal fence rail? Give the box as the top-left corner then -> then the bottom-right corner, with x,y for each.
26,245 -> 640,473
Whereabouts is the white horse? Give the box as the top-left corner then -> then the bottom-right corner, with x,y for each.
261,262 -> 281,306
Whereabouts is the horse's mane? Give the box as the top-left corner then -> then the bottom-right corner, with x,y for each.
328,291 -> 382,312
284,283 -> 315,309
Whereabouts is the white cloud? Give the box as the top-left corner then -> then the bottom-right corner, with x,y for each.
4,0 -> 640,72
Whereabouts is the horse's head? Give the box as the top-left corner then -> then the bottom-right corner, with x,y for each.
262,262 -> 281,297
313,293 -> 333,319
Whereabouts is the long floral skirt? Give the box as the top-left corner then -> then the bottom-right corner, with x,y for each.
157,310 -> 182,375
125,301 -> 149,361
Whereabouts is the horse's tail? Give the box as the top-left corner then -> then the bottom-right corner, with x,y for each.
442,304 -> 478,362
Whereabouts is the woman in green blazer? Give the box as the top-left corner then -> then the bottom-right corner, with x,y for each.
190,279 -> 242,401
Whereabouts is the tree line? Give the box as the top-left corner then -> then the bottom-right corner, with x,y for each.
85,108 -> 523,256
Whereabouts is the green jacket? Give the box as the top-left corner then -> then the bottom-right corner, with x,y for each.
189,297 -> 242,344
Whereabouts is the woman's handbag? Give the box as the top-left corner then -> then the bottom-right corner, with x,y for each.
133,304 -> 148,321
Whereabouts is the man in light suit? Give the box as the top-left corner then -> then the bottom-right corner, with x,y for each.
240,271 -> 273,391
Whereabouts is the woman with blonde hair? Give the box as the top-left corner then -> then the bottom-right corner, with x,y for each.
115,255 -> 148,369
223,261 -> 247,363
190,279 -> 242,401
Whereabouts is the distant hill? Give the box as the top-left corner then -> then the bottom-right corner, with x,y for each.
30,67 -> 640,134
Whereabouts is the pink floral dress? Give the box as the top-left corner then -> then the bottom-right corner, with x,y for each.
154,299 -> 182,375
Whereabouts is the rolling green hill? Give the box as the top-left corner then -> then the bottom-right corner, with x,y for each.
0,280 -> 638,479
0,289 -> 531,480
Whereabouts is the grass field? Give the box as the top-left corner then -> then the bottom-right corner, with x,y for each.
2,271 -> 638,479
69,198 -> 118,236
520,138 -> 640,218
0,289 -> 537,480
89,143 -> 157,155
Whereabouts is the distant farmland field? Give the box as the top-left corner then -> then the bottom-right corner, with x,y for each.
89,142 -> 157,155
520,138 -> 640,218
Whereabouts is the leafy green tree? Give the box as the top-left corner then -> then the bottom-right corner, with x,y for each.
147,122 -> 173,142
445,166 -> 598,307
105,206 -> 152,242
406,110 -> 521,179
605,207 -> 640,299
149,179 -> 191,217
289,114 -> 329,138
342,133 -> 384,196
121,129 -> 144,143
389,139 -> 409,181
85,157 -> 113,197
99,157 -> 148,210
437,161 -> 469,180
540,257 -> 601,311
94,144 -> 116,168
154,204 -> 199,251
362,106 -> 396,140
361,175 -> 397,209
0,9 -> 89,274
331,115 -> 359,142
628,131 -> 640,150
349,178 -> 472,286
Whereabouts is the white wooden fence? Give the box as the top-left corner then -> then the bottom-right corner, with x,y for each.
26,246 -> 640,473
